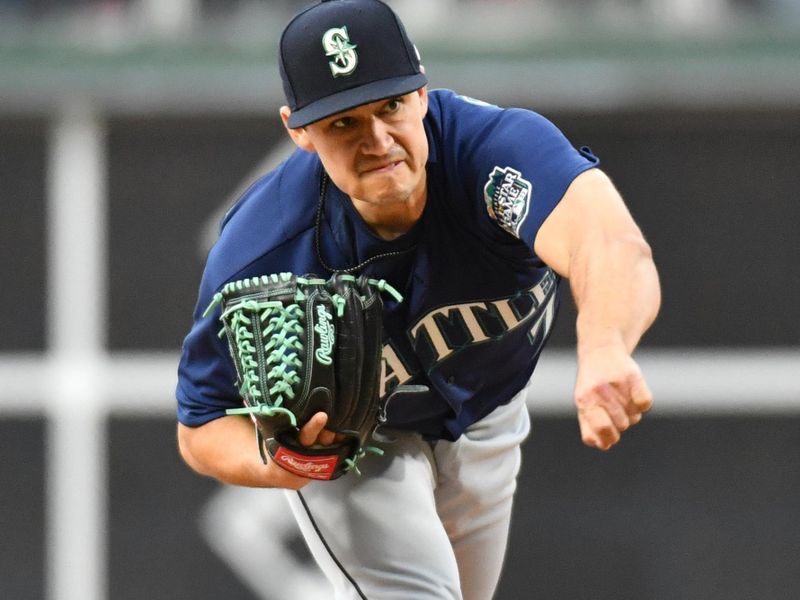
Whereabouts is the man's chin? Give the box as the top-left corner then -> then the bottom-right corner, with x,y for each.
358,179 -> 413,204
363,191 -> 409,207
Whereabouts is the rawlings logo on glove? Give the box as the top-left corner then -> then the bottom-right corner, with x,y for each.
314,305 -> 335,365
204,272 -> 406,480
274,447 -> 339,480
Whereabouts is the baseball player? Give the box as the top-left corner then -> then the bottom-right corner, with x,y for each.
176,0 -> 661,598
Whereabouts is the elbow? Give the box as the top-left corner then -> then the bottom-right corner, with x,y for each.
628,233 -> 661,322
618,230 -> 653,261
604,231 -> 661,320
611,230 -> 656,272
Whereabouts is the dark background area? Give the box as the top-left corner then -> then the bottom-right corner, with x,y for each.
0,418 -> 46,600
499,415 -> 800,600
0,117 -> 48,351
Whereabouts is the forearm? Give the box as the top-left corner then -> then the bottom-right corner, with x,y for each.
571,231 -> 660,356
177,416 -> 302,489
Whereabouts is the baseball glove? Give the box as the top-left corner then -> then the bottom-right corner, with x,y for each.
203,272 -> 403,480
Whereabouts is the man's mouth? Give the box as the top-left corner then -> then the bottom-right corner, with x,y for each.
366,161 -> 401,174
359,156 -> 405,175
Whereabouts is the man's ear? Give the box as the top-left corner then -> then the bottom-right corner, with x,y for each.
416,86 -> 429,117
279,106 -> 315,152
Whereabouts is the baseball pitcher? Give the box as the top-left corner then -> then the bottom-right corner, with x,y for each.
176,1 -> 661,598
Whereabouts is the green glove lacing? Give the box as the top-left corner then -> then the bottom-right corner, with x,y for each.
344,446 -> 385,476
329,274 -> 403,317
204,274 -> 327,426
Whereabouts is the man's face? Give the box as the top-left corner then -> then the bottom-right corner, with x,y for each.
282,88 -> 429,208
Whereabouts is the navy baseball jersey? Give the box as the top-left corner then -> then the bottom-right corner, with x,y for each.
177,89 -> 598,441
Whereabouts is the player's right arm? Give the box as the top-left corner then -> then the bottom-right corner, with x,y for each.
534,168 -> 660,450
177,412 -> 334,490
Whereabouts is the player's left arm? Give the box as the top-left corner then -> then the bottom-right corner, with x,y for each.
534,168 -> 661,450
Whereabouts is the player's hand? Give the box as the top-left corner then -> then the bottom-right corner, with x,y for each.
266,412 -> 342,490
297,412 -> 345,447
574,344 -> 653,450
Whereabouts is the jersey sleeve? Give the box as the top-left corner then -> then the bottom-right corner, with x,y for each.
434,91 -> 599,251
176,261 -> 240,427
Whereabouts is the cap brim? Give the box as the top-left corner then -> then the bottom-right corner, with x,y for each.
286,72 -> 428,129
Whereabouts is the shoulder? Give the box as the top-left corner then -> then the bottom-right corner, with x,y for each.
205,148 -> 322,288
424,89 -> 578,172
425,89 -> 559,139
424,89 -> 501,144
426,88 -> 502,119
221,149 -> 320,231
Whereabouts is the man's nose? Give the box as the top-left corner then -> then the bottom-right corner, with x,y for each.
361,117 -> 393,155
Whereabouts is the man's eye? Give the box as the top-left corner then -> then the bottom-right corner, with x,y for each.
332,117 -> 354,129
385,98 -> 402,112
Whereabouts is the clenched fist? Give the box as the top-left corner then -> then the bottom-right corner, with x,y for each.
574,344 -> 653,450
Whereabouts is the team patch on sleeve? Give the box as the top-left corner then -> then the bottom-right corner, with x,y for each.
483,166 -> 533,238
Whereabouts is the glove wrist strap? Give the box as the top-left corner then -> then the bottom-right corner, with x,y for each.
266,432 -> 359,481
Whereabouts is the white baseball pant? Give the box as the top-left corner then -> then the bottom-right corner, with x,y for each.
285,380 -> 532,599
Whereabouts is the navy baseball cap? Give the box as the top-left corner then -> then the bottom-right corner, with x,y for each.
279,0 -> 428,128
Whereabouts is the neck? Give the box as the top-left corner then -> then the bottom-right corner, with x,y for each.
352,199 -> 426,240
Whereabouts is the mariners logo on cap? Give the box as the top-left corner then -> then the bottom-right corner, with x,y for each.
322,27 -> 358,78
